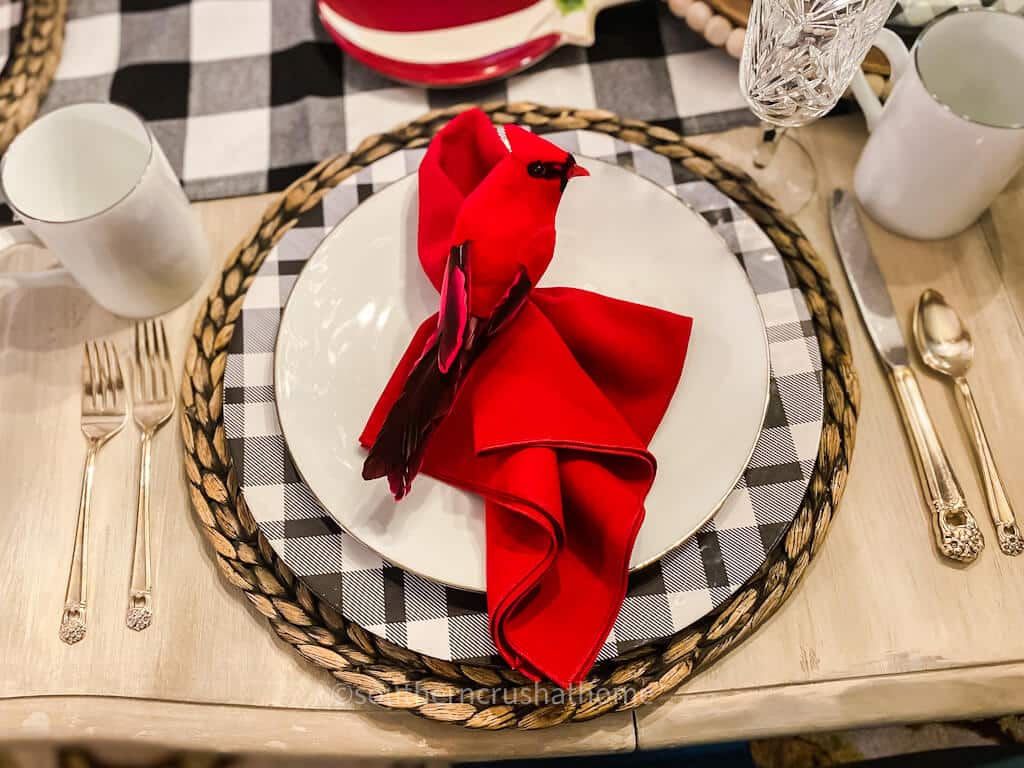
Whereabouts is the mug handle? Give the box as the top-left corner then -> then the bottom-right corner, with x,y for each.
850,29 -> 911,132
0,225 -> 74,288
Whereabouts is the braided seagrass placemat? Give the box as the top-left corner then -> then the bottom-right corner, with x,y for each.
0,0 -> 66,153
180,103 -> 859,730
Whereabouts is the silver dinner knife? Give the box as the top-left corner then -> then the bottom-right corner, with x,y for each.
829,189 -> 984,564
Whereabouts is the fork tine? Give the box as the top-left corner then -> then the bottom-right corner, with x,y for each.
82,344 -> 94,411
133,324 -> 146,402
97,342 -> 110,409
86,343 -> 97,410
158,320 -> 171,365
101,341 -> 114,410
103,341 -> 122,410
102,341 -> 115,409
91,342 -> 110,410
89,343 -> 103,410
156,320 -> 172,401
145,320 -> 159,401
112,343 -> 126,403
108,342 -> 121,409
148,320 -> 163,400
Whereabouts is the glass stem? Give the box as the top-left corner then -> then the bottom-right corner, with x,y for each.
753,122 -> 787,170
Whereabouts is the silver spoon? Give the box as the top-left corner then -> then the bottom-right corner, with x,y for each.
914,289 -> 1022,556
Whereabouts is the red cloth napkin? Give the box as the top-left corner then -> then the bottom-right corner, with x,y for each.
360,109 -> 693,685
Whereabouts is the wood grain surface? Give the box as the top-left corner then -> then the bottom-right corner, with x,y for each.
1,114 -> 1022,756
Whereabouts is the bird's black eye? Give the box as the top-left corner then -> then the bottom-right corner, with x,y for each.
527,161 -> 546,178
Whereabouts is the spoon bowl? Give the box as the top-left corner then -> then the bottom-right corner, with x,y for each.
914,289 -> 974,379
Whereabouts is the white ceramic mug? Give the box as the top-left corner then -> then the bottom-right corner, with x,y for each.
0,102 -> 209,317
851,10 -> 1024,240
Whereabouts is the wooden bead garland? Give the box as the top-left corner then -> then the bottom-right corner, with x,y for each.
704,14 -> 732,46
667,0 -> 742,58
725,27 -> 745,58
684,1 -> 714,32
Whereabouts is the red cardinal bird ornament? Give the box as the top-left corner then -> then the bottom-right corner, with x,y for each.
359,109 -> 693,685
362,110 -> 589,499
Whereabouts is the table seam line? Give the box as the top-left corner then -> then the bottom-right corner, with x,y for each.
666,656 -> 1024,700
3,656 -> 1024,709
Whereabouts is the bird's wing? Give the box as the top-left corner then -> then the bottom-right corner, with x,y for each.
476,266 -> 532,341
437,242 -> 471,374
362,266 -> 533,501
361,331 -> 455,500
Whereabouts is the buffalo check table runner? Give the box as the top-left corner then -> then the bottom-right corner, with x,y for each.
0,0 -> 1015,202
0,0 -> 760,202
223,131 -> 825,665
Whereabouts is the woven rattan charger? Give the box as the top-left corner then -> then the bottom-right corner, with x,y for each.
0,0 -> 66,153
180,103 -> 859,730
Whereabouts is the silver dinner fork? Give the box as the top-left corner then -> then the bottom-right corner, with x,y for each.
61,341 -> 127,645
126,319 -> 175,631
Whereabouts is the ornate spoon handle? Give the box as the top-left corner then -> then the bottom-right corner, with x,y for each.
953,377 -> 1021,556
889,365 -> 984,563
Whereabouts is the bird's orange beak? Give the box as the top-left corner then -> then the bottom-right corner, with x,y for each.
567,164 -> 589,179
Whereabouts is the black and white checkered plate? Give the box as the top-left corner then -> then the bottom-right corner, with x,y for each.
224,130 -> 824,665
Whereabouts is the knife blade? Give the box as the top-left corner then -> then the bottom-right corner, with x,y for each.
828,189 -> 908,368
828,188 -> 984,564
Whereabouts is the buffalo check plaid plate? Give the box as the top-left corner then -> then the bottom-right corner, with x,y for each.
223,130 -> 824,666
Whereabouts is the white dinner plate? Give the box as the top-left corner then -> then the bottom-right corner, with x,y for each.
274,156 -> 770,592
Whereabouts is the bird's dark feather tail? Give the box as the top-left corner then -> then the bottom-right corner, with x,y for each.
361,267 -> 533,500
437,243 -> 470,375
480,267 -> 532,338
360,333 -> 454,500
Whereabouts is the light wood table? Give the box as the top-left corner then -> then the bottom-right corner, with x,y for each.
1,114 -> 1022,760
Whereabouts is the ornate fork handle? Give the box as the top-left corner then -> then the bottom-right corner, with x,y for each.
60,443 -> 98,644
127,319 -> 175,631
127,429 -> 154,630
889,365 -> 984,563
